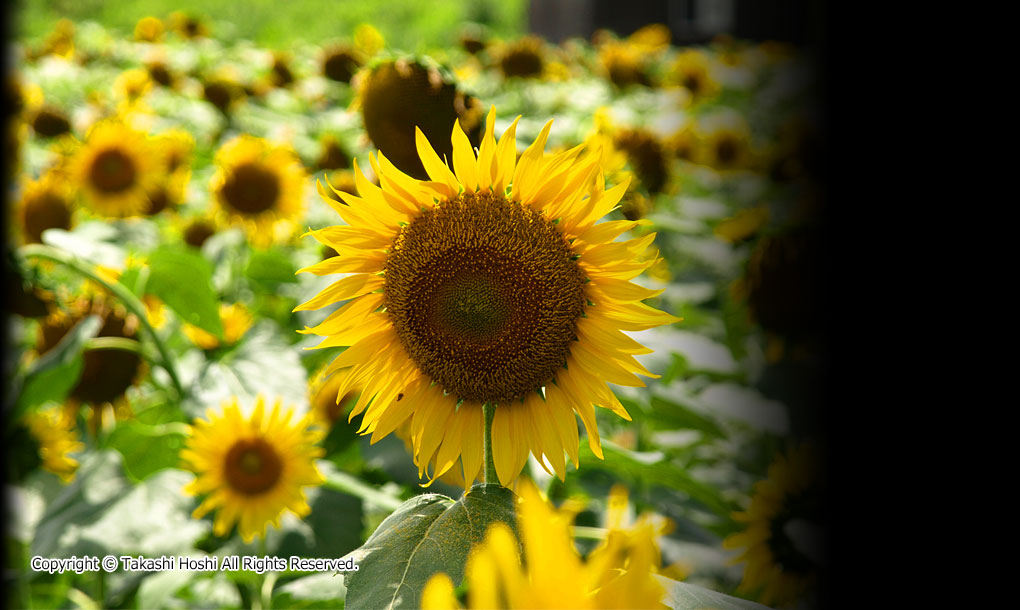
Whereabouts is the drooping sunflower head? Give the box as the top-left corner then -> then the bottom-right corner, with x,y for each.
422,480 -> 667,609
296,107 -> 679,487
17,169 -> 74,244
356,58 -> 483,180
496,36 -> 546,79
181,395 -> 325,542
723,443 -> 824,608
210,134 -> 307,247
36,292 -> 146,431
71,119 -> 161,218
134,16 -> 165,42
321,44 -> 364,83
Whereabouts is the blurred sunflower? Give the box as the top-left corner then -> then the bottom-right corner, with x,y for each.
422,481 -> 667,609
133,16 -> 165,42
723,443 -> 824,608
169,11 -> 209,39
180,395 -> 325,543
668,49 -> 719,104
114,68 -> 153,111
23,406 -> 84,483
696,118 -> 754,171
181,215 -> 218,249
71,119 -> 161,218
29,105 -> 72,139
319,169 -> 358,210
308,365 -> 359,427
143,128 -> 194,215
182,302 -> 254,350
38,18 -> 75,60
496,36 -> 546,79
356,58 -> 483,180
201,72 -> 245,116
210,134 -> 306,247
296,107 -> 679,487
16,169 -> 74,244
459,24 -> 488,55
613,128 -> 670,196
665,120 -> 697,162
36,292 -> 146,434
321,44 -> 363,84
269,51 -> 296,89
315,133 -> 351,171
145,58 -> 176,89
715,204 -> 770,245
598,40 -> 653,89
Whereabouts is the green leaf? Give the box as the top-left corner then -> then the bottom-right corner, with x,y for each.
13,315 -> 100,418
146,244 -> 223,338
272,572 -> 347,610
656,575 -> 770,610
648,396 -> 727,439
579,442 -> 736,518
343,485 -> 518,610
246,248 -> 299,285
103,421 -> 188,482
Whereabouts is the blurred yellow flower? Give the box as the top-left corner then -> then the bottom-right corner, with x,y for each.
354,23 -> 385,57
668,49 -> 719,104
714,205 -> 770,244
24,406 -> 84,483
183,302 -> 254,350
71,119 -> 162,218
181,396 -> 324,543
422,481 -> 667,609
210,134 -> 306,247
16,169 -> 74,244
134,16 -> 165,42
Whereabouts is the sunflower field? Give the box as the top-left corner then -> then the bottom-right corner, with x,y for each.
5,4 -> 828,610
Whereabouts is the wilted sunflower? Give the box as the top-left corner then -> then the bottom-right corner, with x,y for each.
23,406 -> 84,483
182,302 -> 254,350
17,169 -> 74,244
71,119 -> 161,217
422,481 -> 667,609
181,395 -> 325,543
357,58 -> 483,180
723,443 -> 824,608
36,292 -> 146,434
210,134 -> 306,247
296,107 -> 679,487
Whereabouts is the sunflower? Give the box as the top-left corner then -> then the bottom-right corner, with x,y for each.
181,215 -> 218,249
17,169 -> 74,244
113,68 -> 153,110
142,128 -> 193,215
182,302 -> 254,350
696,118 -> 755,171
356,58 -> 483,180
134,16 -> 165,43
723,443 -> 824,608
496,36 -> 546,79
613,128 -> 669,195
169,11 -> 209,39
598,41 -> 653,89
715,204 -> 770,245
422,481 -> 667,609
23,406 -> 84,483
315,134 -> 350,171
146,58 -> 176,89
210,134 -> 306,247
71,119 -> 161,218
30,105 -> 72,139
36,292 -> 146,434
296,107 -> 679,488
321,44 -> 363,84
201,72 -> 245,116
180,395 -> 325,543
668,49 -> 719,104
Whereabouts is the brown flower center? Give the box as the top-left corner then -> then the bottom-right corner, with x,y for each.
385,191 -> 586,404
224,438 -> 283,495
89,149 -> 137,193
220,162 -> 280,215
23,191 -> 72,243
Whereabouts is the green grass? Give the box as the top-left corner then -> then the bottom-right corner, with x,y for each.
14,0 -> 527,52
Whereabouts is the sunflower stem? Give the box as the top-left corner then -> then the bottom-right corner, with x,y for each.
482,402 -> 498,486
20,244 -> 184,398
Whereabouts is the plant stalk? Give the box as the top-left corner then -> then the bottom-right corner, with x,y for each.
482,402 -> 498,485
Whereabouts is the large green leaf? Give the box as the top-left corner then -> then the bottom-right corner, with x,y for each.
146,244 -> 223,338
656,575 -> 770,610
343,485 -> 518,610
13,315 -> 100,419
